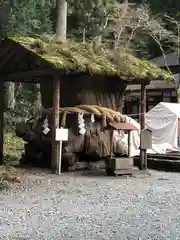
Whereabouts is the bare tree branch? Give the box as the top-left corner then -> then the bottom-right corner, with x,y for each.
107,3 -> 178,79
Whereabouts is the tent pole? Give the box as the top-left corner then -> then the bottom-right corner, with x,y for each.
51,74 -> 60,174
140,83 -> 147,170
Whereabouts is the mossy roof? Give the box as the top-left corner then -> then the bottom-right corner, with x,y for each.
10,36 -> 173,82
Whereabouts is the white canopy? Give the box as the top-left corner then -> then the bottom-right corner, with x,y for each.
146,102 -> 180,148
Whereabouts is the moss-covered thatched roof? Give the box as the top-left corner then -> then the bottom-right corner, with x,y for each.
11,37 -> 173,82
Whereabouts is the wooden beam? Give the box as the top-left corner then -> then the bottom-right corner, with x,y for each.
127,80 -> 151,85
0,51 -> 16,69
0,41 -> 14,61
0,69 -> 55,81
139,83 -> 147,170
51,74 -> 60,173
0,79 -> 4,165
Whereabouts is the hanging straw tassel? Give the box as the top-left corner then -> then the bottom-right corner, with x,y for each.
60,111 -> 67,127
101,114 -> 107,128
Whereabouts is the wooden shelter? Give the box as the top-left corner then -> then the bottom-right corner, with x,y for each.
0,37 -> 174,173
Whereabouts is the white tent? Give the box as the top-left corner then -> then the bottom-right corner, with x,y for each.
145,102 -> 180,148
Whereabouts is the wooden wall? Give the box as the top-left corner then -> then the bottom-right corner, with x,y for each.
40,75 -> 126,111
124,89 -> 177,121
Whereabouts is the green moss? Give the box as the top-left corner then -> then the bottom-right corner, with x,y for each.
10,36 -> 174,82
4,133 -> 24,164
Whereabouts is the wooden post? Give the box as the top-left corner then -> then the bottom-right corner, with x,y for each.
110,130 -> 114,158
140,83 -> 146,170
0,79 -> 4,165
51,75 -> 60,173
58,141 -> 63,175
127,131 -> 131,158
144,148 -> 147,170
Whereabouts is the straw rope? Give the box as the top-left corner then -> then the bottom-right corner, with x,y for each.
42,105 -> 126,125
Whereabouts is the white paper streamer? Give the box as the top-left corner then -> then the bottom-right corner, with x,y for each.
79,128 -> 86,135
91,114 -> 95,123
79,122 -> 85,128
43,127 -> 50,135
78,112 -> 86,135
42,118 -> 50,134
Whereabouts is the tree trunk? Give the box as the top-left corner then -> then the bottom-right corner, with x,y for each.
4,82 -> 15,111
97,0 -> 103,44
56,0 -> 67,41
0,3 -> 15,112
33,83 -> 42,119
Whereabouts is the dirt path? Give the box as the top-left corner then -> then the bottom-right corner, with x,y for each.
0,169 -> 180,240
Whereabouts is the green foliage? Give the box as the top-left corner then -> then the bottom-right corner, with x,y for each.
14,83 -> 39,119
0,0 -> 178,136
0,179 -> 8,191
67,0 -> 116,39
4,132 -> 24,164
0,0 -> 54,37
4,83 -> 39,132
1,0 -> 179,57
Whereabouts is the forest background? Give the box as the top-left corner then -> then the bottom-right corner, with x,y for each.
0,0 -> 179,162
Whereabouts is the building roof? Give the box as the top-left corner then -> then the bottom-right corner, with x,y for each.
126,79 -> 177,91
127,52 -> 179,91
105,122 -> 137,130
0,37 -> 173,83
151,52 -> 179,67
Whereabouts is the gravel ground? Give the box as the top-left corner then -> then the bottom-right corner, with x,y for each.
0,168 -> 180,240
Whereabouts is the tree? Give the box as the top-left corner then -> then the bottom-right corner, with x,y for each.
56,0 -> 67,40
0,0 -> 54,112
0,0 -> 16,110
105,3 -> 177,59
1,0 -> 180,114
6,0 -> 54,36
67,0 -> 117,41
